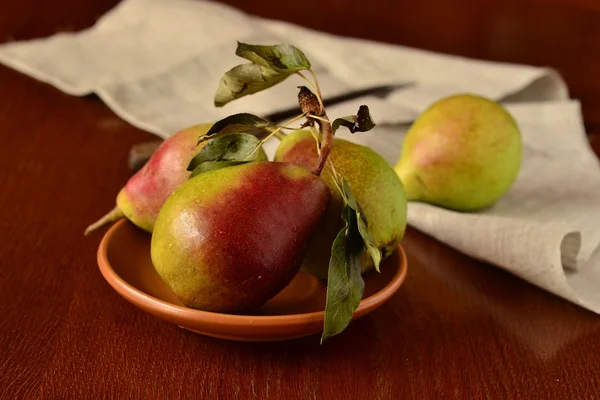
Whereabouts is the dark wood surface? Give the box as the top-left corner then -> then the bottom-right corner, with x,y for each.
1,0 -> 600,398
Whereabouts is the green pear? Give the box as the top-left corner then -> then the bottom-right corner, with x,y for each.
84,124 -> 266,235
151,161 -> 331,313
275,130 -> 407,280
395,94 -> 522,211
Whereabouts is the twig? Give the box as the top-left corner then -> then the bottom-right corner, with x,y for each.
245,113 -> 307,160
309,125 -> 321,155
308,69 -> 323,101
312,113 -> 333,176
307,114 -> 331,124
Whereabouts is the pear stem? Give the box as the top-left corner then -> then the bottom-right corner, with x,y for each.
309,126 -> 321,154
312,115 -> 333,176
84,206 -> 124,236
297,86 -> 333,176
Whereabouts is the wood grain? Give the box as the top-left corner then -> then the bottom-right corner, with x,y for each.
1,0 -> 600,399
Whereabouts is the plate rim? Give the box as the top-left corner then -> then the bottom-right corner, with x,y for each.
97,219 -> 408,328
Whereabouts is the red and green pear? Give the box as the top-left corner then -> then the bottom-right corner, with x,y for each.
84,123 -> 266,235
150,161 -> 331,313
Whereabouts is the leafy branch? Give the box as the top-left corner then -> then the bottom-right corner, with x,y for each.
244,113 -> 307,161
201,41 -> 381,343
214,42 -> 311,107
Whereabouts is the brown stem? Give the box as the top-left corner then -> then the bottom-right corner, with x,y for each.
84,206 -> 124,236
312,115 -> 332,176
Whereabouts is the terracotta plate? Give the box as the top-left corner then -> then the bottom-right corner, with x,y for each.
97,219 -> 408,342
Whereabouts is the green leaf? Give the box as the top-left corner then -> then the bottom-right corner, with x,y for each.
187,133 -> 261,173
199,113 -> 274,145
189,161 -> 245,178
321,175 -> 385,342
331,105 -> 377,135
235,42 -> 311,72
358,219 -> 382,272
214,43 -> 312,107
214,63 -> 290,107
321,203 -> 365,343
340,179 -> 381,272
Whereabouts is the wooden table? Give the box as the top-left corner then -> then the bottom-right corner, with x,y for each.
2,0 -> 600,398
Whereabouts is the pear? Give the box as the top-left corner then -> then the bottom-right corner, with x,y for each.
395,94 -> 522,211
275,130 -> 407,280
84,124 -> 266,234
150,161 -> 331,313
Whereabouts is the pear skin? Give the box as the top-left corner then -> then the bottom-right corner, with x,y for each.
85,124 -> 266,234
395,94 -> 522,211
276,130 -> 407,279
151,162 -> 331,313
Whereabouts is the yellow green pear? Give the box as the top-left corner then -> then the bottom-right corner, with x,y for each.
395,94 -> 522,211
275,130 -> 407,280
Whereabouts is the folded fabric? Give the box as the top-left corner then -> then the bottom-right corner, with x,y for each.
0,0 -> 567,135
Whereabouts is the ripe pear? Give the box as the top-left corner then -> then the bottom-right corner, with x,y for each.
275,130 -> 407,280
395,94 -> 522,211
151,161 -> 331,313
84,124 -> 266,235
